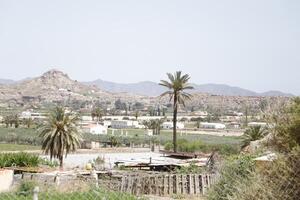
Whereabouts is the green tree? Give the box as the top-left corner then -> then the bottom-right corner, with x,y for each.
134,111 -> 139,120
241,126 -> 268,148
159,71 -> 193,152
39,107 -> 81,168
92,107 -> 103,121
23,118 -> 33,128
272,97 -> 300,152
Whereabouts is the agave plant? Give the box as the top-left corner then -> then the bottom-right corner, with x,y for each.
242,126 -> 268,148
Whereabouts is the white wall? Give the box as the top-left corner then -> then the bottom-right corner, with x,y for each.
0,169 -> 13,192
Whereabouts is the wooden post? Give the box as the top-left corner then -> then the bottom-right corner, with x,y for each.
175,174 -> 179,194
33,186 -> 39,200
55,174 -> 60,186
201,174 -> 207,194
136,177 -> 141,195
155,176 -> 159,195
195,174 -> 200,194
188,174 -> 192,194
163,175 -> 168,196
127,176 -> 132,193
91,170 -> 98,187
120,176 -> 125,192
169,174 -> 173,195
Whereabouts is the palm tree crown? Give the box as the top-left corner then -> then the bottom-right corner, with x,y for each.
39,106 -> 82,168
159,71 -> 193,152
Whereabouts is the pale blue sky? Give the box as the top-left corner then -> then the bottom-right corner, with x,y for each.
0,0 -> 299,94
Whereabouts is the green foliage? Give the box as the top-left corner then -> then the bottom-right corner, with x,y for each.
0,127 -> 41,146
159,71 -> 194,152
164,139 -> 240,155
0,152 -> 39,167
241,126 -> 268,148
0,187 -> 139,200
0,144 -> 40,151
39,157 -> 59,167
214,149 -> 300,200
17,181 -> 36,196
272,97 -> 300,151
175,162 -> 204,174
39,106 -> 82,167
207,154 -> 256,200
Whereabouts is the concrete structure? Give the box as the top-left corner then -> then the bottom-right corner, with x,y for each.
20,111 -> 45,120
89,124 -> 107,135
201,122 -> 226,129
111,120 -> 139,129
162,122 -> 185,129
0,169 -> 13,192
248,122 -> 267,127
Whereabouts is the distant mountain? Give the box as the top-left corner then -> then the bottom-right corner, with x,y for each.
0,71 -> 294,99
0,79 -> 15,85
85,79 -> 294,97
84,79 -> 165,96
0,70 -> 115,104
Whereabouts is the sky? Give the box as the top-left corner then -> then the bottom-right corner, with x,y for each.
0,0 -> 299,95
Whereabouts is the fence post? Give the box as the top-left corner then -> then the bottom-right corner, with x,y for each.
33,186 -> 39,200
91,170 -> 98,187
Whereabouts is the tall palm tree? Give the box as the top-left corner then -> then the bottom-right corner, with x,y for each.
242,126 -> 268,148
159,71 -> 193,152
39,107 -> 82,168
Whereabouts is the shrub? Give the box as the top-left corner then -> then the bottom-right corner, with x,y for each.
207,154 -> 255,200
0,152 -> 40,167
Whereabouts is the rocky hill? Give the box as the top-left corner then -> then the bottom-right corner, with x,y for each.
0,70 -> 141,106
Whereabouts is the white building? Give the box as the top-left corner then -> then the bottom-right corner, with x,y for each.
110,120 -> 139,129
162,122 -> 185,129
201,122 -> 226,129
248,122 -> 267,127
89,124 -> 107,135
20,111 -> 45,120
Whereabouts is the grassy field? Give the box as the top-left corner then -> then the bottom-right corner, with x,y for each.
0,126 -> 242,152
0,143 -> 41,151
105,128 -> 242,145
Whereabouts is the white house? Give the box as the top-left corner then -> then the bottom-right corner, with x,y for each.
89,124 -> 107,135
110,120 -> 139,129
201,122 -> 226,129
248,122 -> 267,127
162,122 -> 185,129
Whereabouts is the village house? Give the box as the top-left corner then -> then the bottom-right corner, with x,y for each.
110,120 -> 139,129
201,122 -> 226,129
162,121 -> 185,129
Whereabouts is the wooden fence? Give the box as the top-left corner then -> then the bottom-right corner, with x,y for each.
20,172 -> 218,196
114,173 -> 217,196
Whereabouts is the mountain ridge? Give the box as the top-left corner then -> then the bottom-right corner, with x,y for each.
0,70 -> 294,97
84,79 -> 294,97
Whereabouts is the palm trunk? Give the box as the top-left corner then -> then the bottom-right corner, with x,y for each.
173,94 -> 178,152
59,156 -> 63,169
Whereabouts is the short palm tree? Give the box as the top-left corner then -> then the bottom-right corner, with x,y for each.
39,107 -> 82,168
93,107 -> 103,121
242,126 -> 268,148
159,71 -> 193,152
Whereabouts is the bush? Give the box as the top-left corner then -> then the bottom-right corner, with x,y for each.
17,181 -> 36,196
207,154 -> 255,200
0,152 -> 40,167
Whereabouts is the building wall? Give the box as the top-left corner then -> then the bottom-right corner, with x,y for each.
0,169 -> 13,192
